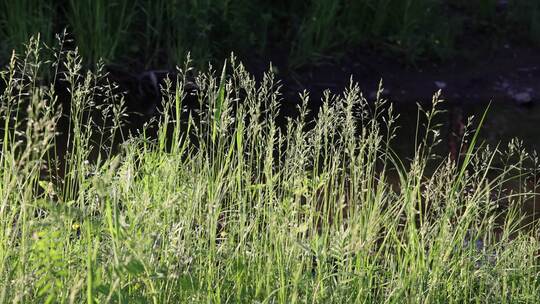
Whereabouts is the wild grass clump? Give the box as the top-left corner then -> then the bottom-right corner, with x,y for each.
0,0 -> 55,57
0,40 -> 539,303
67,0 -> 136,66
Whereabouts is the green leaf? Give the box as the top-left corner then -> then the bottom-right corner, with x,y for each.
124,258 -> 145,276
212,60 -> 227,144
95,284 -> 110,296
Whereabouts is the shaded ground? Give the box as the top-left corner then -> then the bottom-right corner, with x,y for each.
269,44 -> 540,107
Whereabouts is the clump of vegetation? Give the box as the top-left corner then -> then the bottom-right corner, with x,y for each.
0,38 -> 539,303
1,0 -> 539,68
67,0 -> 136,66
0,0 -> 55,55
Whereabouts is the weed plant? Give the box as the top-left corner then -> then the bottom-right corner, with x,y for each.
0,40 -> 539,303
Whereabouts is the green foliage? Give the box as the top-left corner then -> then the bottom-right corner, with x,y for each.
138,0 -> 214,67
1,40 -> 540,303
290,0 -> 343,66
288,0 -> 459,65
67,0 -> 136,66
0,0 -> 55,58
0,0 -> 538,68
138,0 -> 278,67
30,229 -> 68,303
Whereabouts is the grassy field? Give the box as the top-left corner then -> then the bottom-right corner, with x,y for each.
0,0 -> 539,68
0,38 -> 539,303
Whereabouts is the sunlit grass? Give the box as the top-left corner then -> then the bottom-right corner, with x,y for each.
0,39 -> 539,303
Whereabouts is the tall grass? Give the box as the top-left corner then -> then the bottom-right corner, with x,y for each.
67,0 -> 136,66
138,0 -> 215,67
0,41 -> 539,303
138,0 -> 274,67
290,0 -> 343,67
0,0 -> 55,59
290,0 -> 459,65
1,0 -> 537,69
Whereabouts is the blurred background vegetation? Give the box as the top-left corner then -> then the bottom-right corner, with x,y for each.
0,0 -> 538,69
